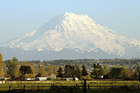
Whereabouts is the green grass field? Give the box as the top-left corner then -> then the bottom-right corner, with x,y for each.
0,80 -> 140,92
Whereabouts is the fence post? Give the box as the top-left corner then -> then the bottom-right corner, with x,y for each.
78,85 -> 79,89
51,84 -> 52,90
139,71 -> 140,82
38,85 -> 39,91
51,84 -> 54,90
83,79 -> 87,93
23,85 -> 25,91
9,85 -> 11,91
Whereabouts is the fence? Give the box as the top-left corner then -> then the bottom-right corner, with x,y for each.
0,80 -> 140,92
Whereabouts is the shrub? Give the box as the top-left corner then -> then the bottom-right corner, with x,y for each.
47,78 -> 52,80
25,74 -> 35,78
56,77 -> 62,80
85,75 -> 92,80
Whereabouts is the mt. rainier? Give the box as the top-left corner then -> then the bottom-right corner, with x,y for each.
0,12 -> 140,60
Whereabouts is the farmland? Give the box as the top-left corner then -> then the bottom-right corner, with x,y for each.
0,80 -> 140,93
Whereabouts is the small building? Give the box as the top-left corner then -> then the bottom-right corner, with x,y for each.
25,78 -> 35,81
0,77 -> 10,81
63,77 -> 79,81
97,75 -> 104,79
0,81 -> 6,84
64,78 -> 78,81
36,77 -> 48,81
0,77 -> 10,84
74,77 -> 79,81
49,74 -> 56,80
25,78 -> 31,81
65,78 -> 73,81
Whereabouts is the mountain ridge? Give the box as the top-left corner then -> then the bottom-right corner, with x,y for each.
0,12 -> 140,60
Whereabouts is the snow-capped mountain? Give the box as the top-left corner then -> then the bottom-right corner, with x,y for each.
0,12 -> 140,60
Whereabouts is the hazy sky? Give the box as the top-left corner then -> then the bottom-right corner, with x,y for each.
0,0 -> 140,42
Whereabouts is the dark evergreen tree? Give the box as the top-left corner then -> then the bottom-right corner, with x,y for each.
91,63 -> 103,78
64,65 -> 76,78
82,65 -> 88,76
75,64 -> 81,79
71,65 -> 76,78
137,66 -> 140,72
57,67 -> 64,78
35,73 -> 41,78
64,65 -> 72,78
64,64 -> 81,79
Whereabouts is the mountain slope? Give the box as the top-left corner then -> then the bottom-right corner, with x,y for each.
0,12 -> 140,60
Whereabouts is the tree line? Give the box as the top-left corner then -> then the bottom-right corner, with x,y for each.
0,53 -> 140,80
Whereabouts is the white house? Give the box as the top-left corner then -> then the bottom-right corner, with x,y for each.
0,77 -> 10,81
64,77 -> 79,81
25,78 -> 35,81
74,77 -> 79,81
97,75 -> 104,79
65,78 -> 73,81
36,77 -> 48,81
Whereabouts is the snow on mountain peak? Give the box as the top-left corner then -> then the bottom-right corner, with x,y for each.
63,12 -> 90,20
1,12 -> 140,57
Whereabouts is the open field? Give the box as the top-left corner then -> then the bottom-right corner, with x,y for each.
0,80 -> 140,92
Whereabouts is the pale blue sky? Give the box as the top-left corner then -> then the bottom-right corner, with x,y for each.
0,0 -> 140,42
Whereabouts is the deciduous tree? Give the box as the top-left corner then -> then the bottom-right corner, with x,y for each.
20,65 -> 32,76
6,57 -> 18,80
0,53 -> 3,78
102,66 -> 109,75
37,62 -> 47,77
109,67 -> 125,79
